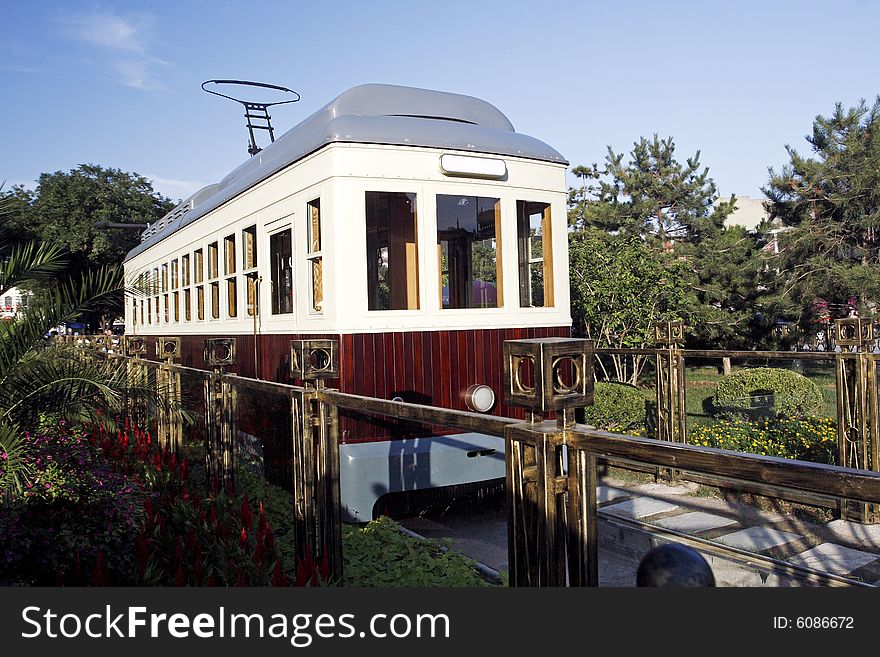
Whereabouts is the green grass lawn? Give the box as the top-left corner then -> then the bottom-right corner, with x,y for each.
681,362 -> 837,432
622,361 -> 838,434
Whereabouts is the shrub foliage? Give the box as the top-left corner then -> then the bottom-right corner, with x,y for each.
582,381 -> 646,432
342,517 -> 489,587
712,367 -> 823,419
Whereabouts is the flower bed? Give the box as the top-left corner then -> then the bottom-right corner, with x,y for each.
688,416 -> 838,464
1,420 -> 493,587
0,423 -> 143,585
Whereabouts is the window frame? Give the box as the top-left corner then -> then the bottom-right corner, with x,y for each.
365,190 -> 420,312
242,225 -> 259,317
435,193 -> 504,310
306,198 -> 324,315
516,200 -> 554,309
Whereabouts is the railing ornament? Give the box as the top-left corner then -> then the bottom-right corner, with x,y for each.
290,339 -> 339,383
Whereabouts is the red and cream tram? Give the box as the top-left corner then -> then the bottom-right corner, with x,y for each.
124,83 -> 571,520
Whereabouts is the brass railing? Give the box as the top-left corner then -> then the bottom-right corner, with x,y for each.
63,320 -> 880,587
594,318 -> 880,522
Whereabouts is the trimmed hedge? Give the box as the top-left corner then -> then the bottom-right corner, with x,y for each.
712,367 -> 823,419
582,381 -> 646,432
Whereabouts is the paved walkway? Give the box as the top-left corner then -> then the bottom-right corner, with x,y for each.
597,480 -> 880,584
399,479 -> 880,586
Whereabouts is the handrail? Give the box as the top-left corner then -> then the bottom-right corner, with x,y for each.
96,348 -> 880,505
70,333 -> 880,586
319,389 -> 518,438
561,425 -> 880,504
593,347 -> 839,360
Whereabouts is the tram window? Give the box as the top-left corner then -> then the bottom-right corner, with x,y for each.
147,299 -> 152,324
270,229 -> 293,315
181,254 -> 191,287
365,192 -> 419,311
173,291 -> 180,322
516,201 -> 553,308
243,225 -> 257,270
196,286 -> 205,320
171,259 -> 179,290
224,234 -> 236,275
246,273 -> 258,316
153,297 -> 159,322
161,265 -> 168,293
163,294 -> 169,323
208,242 -> 218,279
194,249 -> 204,284
184,289 -> 191,321
140,300 -> 145,326
436,195 -> 502,309
307,199 -> 323,313
210,282 -> 220,319
227,278 -> 237,318
151,269 -> 159,294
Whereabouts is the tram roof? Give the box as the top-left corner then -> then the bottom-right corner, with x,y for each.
126,83 -> 567,262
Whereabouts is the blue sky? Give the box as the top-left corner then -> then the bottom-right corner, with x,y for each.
2,1 -> 879,203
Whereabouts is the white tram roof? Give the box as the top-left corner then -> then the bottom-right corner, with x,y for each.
126,83 -> 567,263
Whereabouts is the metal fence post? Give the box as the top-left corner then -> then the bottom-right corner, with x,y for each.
156,337 -> 182,454
124,336 -> 149,427
834,318 -> 880,523
654,321 -> 687,481
204,338 -> 237,492
654,320 -> 687,444
290,339 -> 343,582
502,337 -> 594,586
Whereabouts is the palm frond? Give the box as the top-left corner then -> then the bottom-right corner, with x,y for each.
0,264 -> 122,384
0,423 -> 32,499
0,346 -> 131,426
0,240 -> 68,297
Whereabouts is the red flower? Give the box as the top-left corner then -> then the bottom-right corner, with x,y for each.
241,497 -> 253,530
193,556 -> 203,585
185,528 -> 197,552
272,561 -> 287,587
135,533 -> 150,576
92,551 -> 107,587
175,563 -> 185,587
258,502 -> 269,534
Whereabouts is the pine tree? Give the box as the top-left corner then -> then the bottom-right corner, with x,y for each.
568,135 -> 765,350
569,135 -> 732,244
764,97 -> 880,328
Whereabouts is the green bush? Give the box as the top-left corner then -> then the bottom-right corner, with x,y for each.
689,416 -> 838,464
712,367 -> 823,419
342,517 -> 490,587
582,382 -> 646,432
